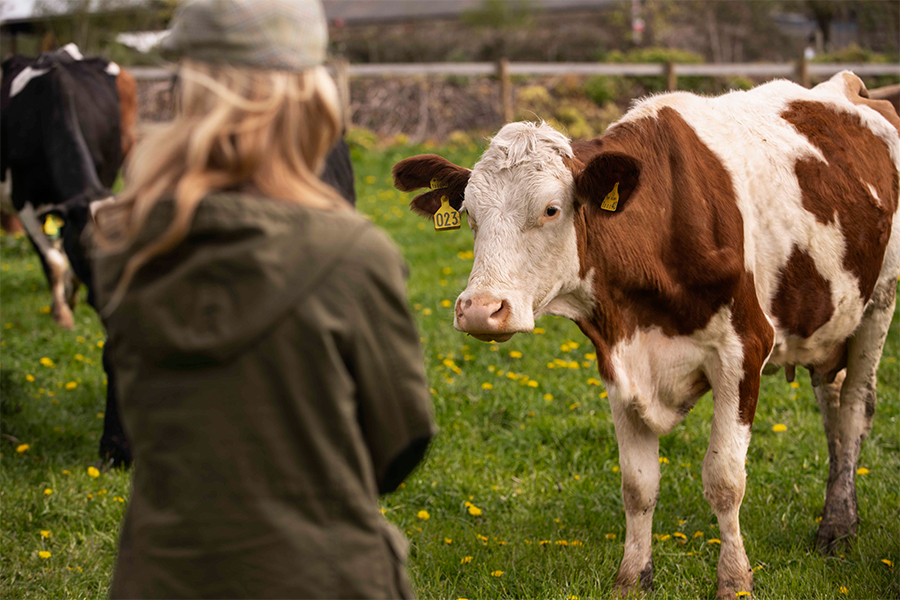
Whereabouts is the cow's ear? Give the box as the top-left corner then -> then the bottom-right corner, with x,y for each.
392,154 -> 470,217
574,153 -> 641,212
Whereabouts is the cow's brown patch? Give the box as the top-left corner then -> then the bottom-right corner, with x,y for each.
392,154 -> 471,216
772,246 -> 834,338
116,69 -> 138,159
733,273 -> 775,425
782,100 -> 898,302
572,107 -> 747,381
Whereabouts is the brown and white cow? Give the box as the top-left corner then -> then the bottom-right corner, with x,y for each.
393,72 -> 900,599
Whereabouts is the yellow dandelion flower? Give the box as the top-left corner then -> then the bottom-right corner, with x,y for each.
570,540 -> 584,547
556,540 -> 568,546
612,466 -> 620,473
510,350 -> 523,358
442,267 -> 452,275
506,372 -> 519,380
678,519 -> 687,525
443,359 -> 455,368
534,327 -> 545,334
482,382 -> 494,390
38,551 -> 51,559
543,393 -> 553,401
694,531 -> 704,538
444,538 -> 452,544
40,530 -> 51,538
605,533 -> 616,540
790,381 -> 800,388
673,532 -> 687,540
659,457 -> 670,464
97,341 -> 105,348
599,391 -> 608,398
114,496 -> 125,503
422,308 -> 432,316
840,587 -> 849,595
567,596 -> 579,600
87,466 -> 100,478
417,510 -> 430,520
655,534 -> 671,541
76,336 -> 85,343
40,305 -> 51,314
43,488 -> 52,495
491,570 -> 504,577
753,565 -> 764,571
708,538 -> 721,544
380,508 -> 387,514
65,382 -> 77,390
585,353 -> 596,360
883,559 -> 894,567
772,424 -> 787,432
488,365 -> 496,372
16,444 -> 30,453
736,592 -> 751,597
527,380 -> 538,388
74,354 -> 84,361
39,357 -> 55,367
587,378 -> 601,386
461,556 -> 473,564
567,361 -> 580,369
25,374 -> 35,382
569,402 -> 580,410
857,467 -> 870,475
468,505 -> 483,516
441,300 -> 452,308
476,534 -> 488,542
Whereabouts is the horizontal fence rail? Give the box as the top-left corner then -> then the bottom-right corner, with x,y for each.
130,61 -> 900,81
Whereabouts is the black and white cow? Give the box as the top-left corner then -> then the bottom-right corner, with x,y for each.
1,44 -> 136,465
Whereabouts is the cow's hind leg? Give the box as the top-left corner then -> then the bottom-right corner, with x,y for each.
816,280 -> 895,553
610,398 -> 660,596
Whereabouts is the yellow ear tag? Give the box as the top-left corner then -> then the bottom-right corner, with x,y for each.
42,214 -> 63,238
434,196 -> 461,231
600,182 -> 620,212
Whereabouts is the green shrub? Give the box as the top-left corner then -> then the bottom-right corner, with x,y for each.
344,127 -> 378,151
584,76 -> 620,106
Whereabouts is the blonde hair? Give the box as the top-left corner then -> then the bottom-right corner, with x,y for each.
97,59 -> 345,312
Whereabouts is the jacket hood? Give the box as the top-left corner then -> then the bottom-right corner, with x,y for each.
96,192 -> 369,365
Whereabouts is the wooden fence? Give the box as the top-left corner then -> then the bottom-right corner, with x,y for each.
130,60 -> 900,128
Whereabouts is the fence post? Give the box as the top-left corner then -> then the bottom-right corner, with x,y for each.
665,61 -> 677,91
797,55 -> 811,88
333,58 -> 351,130
497,58 -> 513,123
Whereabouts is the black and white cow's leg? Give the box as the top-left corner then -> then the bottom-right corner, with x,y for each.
816,280 -> 895,553
17,202 -> 75,328
610,397 -> 660,596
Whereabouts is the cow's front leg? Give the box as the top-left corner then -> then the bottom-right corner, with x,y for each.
610,398 -> 660,596
816,280 -> 895,552
704,377 -> 754,599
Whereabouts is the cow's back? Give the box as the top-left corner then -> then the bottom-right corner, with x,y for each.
617,73 -> 900,369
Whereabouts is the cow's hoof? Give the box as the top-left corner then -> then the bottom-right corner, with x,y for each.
816,519 -> 856,554
99,437 -> 132,469
716,573 -> 753,600
615,561 -> 654,597
53,305 -> 75,329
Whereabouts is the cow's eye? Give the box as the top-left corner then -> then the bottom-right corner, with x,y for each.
544,206 -> 560,218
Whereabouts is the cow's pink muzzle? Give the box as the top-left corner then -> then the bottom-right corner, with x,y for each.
455,294 -> 516,342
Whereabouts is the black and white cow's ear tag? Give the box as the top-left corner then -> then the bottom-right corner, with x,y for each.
600,182 -> 620,211
434,196 -> 461,231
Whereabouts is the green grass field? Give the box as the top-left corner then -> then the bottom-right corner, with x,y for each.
1,142 -> 898,599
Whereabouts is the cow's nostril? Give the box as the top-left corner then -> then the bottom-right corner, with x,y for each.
464,299 -> 472,309
490,300 -> 509,323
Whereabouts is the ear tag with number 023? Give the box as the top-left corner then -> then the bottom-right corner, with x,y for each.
600,182 -> 620,212
434,196 -> 461,231
42,214 -> 63,238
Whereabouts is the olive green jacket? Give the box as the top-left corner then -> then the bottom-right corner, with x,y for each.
95,192 -> 435,599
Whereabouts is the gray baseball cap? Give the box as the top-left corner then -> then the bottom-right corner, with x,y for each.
161,0 -> 328,71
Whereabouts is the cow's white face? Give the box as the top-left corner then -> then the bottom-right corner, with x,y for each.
451,123 -> 595,341
392,122 -> 599,342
